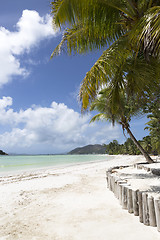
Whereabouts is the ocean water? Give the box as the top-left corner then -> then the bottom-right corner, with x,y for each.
0,154 -> 111,174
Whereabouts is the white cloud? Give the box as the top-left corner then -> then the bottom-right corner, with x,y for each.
0,97 -> 121,154
0,10 -> 57,87
0,96 -> 12,109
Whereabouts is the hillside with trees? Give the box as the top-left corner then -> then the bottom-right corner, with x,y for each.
0,150 -> 8,155
68,144 -> 106,154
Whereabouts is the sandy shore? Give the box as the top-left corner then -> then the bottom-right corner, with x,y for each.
0,155 -> 160,240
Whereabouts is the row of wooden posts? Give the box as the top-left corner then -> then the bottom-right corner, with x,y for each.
106,168 -> 160,232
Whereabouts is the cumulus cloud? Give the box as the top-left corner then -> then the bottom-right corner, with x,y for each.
0,97 -> 121,154
0,10 -> 57,87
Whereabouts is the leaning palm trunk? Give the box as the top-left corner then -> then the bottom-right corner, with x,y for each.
123,124 -> 154,163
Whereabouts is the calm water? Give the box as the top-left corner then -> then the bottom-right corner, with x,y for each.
0,154 -> 111,174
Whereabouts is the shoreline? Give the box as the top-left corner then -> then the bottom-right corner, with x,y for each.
0,155 -> 160,239
0,156 -> 111,178
0,154 -> 111,177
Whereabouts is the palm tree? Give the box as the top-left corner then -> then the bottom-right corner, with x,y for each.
51,0 -> 160,110
124,138 -> 140,155
50,0 -> 159,162
105,140 -> 120,155
90,88 -> 154,163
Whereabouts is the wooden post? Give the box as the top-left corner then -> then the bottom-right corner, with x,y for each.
142,192 -> 150,226
127,188 -> 133,214
154,199 -> 160,231
122,185 -> 128,209
119,184 -> 123,205
138,191 -> 143,223
110,175 -> 115,192
117,180 -> 126,205
132,190 -> 139,216
148,196 -> 156,227
108,173 -> 111,191
106,172 -> 109,188
114,177 -> 119,198
114,177 -> 118,197
115,180 -> 119,199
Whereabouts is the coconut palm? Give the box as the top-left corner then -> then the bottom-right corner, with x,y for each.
90,88 -> 154,163
50,0 -> 159,162
51,0 -> 160,110
105,140 -> 120,155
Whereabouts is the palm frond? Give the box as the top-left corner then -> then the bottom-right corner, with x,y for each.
50,20 -> 118,57
79,37 -> 133,111
90,113 -> 106,123
51,0 -> 137,27
129,6 -> 160,58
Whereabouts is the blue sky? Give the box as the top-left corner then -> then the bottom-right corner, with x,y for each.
0,0 -> 149,154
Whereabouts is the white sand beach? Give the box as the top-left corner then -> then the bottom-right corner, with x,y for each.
0,155 -> 160,240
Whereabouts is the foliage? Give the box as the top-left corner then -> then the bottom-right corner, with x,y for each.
105,138 -> 141,155
145,112 -> 160,154
105,136 -> 158,155
51,0 -> 160,111
140,86 -> 160,154
51,0 -> 160,57
105,140 -> 122,155
90,87 -> 142,129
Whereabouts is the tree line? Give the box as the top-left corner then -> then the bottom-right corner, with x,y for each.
105,136 -> 159,156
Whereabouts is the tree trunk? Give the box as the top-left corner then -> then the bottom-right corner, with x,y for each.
124,125 -> 154,163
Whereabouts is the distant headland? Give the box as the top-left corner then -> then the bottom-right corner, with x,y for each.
0,150 -> 8,155
68,144 -> 106,155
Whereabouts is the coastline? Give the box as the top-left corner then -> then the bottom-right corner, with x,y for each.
0,154 -> 111,176
0,155 -> 159,239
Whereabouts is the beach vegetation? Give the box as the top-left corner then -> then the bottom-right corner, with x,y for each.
142,87 -> 160,155
145,112 -> 160,155
90,88 -> 154,163
105,136 -> 159,156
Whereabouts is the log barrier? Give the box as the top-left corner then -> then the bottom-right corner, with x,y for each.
106,166 -> 160,232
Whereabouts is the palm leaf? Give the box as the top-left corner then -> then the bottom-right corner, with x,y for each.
90,113 -> 106,123
50,21 -> 116,57
51,0 -> 137,27
79,36 -> 160,112
129,6 -> 160,58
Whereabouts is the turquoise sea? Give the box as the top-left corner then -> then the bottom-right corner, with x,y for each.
0,154 -> 111,174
